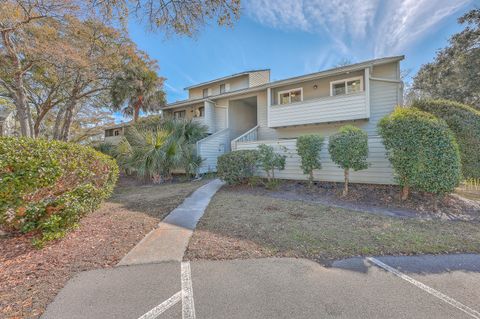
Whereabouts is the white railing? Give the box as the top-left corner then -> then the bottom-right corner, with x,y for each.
268,92 -> 368,127
231,125 -> 259,151
196,128 -> 231,174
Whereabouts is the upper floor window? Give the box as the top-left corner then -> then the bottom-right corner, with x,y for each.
330,77 -> 363,96
220,84 -> 226,94
174,110 -> 186,119
278,88 -> 303,105
203,88 -> 209,98
194,106 -> 205,117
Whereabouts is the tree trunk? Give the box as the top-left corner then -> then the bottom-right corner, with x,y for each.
343,168 -> 349,196
34,106 -> 50,137
401,185 -> 410,201
53,108 -> 65,140
309,171 -> 314,187
133,105 -> 140,122
13,73 -> 30,137
60,100 -> 77,141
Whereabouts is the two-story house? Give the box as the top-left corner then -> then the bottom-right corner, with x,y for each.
108,56 -> 404,184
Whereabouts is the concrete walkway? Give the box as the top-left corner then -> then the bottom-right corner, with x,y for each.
118,179 -> 224,266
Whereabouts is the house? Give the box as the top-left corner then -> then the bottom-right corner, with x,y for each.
110,56 -> 404,184
0,107 -> 15,137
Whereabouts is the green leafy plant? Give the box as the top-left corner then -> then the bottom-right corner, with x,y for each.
117,118 -> 207,182
257,144 -> 286,186
412,99 -> 480,179
378,107 -> 462,200
328,126 -> 369,196
0,137 -> 118,246
296,134 -> 324,186
217,150 -> 259,185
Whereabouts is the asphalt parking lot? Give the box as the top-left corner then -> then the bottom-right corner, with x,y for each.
42,254 -> 480,319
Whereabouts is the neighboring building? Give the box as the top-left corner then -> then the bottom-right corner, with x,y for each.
109,56 -> 404,184
104,122 -> 130,144
0,107 -> 15,137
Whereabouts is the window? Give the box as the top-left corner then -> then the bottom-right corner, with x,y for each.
114,129 -> 120,136
330,77 -> 363,96
278,88 -> 303,105
195,106 -> 205,117
220,84 -> 226,94
203,88 -> 209,98
174,110 -> 186,119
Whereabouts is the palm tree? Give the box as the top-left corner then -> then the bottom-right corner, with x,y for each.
116,118 -> 207,182
110,62 -> 166,122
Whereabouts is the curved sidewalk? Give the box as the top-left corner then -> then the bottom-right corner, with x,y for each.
118,179 -> 225,266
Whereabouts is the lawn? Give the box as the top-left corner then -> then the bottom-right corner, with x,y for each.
186,187 -> 480,263
0,178 -> 206,319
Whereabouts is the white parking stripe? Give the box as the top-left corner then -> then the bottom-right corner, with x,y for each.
181,261 -> 196,319
138,291 -> 182,319
367,257 -> 480,319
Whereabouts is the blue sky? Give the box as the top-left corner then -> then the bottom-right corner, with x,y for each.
118,0 -> 476,122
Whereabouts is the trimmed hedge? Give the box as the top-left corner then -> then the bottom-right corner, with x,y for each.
217,150 -> 259,185
378,107 -> 461,198
328,125 -> 369,195
0,137 -> 118,245
296,134 -> 324,185
412,99 -> 480,179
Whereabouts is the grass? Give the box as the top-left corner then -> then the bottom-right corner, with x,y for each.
186,188 -> 480,262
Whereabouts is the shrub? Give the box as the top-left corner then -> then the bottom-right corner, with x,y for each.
412,99 -> 480,179
0,137 -> 118,246
378,107 -> 461,199
257,144 -> 286,185
328,125 -> 369,196
217,150 -> 259,185
296,134 -> 324,186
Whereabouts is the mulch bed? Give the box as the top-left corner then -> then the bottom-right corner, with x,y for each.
0,202 -> 159,319
228,180 -> 480,221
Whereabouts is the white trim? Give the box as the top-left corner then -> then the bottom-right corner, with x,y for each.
277,87 -> 303,105
365,67 -> 371,118
330,76 -> 363,96
267,87 -> 271,127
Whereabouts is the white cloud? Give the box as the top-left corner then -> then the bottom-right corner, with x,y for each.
244,0 -> 471,59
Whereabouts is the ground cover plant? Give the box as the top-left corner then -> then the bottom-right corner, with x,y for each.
186,188 -> 480,262
0,137 -> 118,246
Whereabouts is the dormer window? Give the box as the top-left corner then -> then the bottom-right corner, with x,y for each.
203,88 -> 209,98
220,84 -> 226,94
330,76 -> 363,96
278,88 -> 303,105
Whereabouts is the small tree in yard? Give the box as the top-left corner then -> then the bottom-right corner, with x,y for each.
257,144 -> 286,186
378,107 -> 462,200
296,134 -> 324,186
328,126 -> 369,196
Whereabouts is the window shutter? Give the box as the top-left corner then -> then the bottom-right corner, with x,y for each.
225,83 -> 230,92
208,88 -> 212,96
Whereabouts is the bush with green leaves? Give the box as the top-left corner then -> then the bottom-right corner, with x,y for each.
296,134 -> 324,186
412,99 -> 480,179
217,150 -> 259,185
328,125 -> 368,195
378,107 -> 461,199
0,137 -> 118,246
257,144 -> 286,185
117,119 -> 207,182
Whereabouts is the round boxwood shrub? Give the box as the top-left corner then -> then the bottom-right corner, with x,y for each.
296,134 -> 324,186
0,137 -> 119,245
217,150 -> 259,185
378,107 -> 461,199
328,125 -> 369,196
412,99 -> 480,179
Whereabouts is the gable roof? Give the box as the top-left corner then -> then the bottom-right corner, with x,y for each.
183,69 -> 270,90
